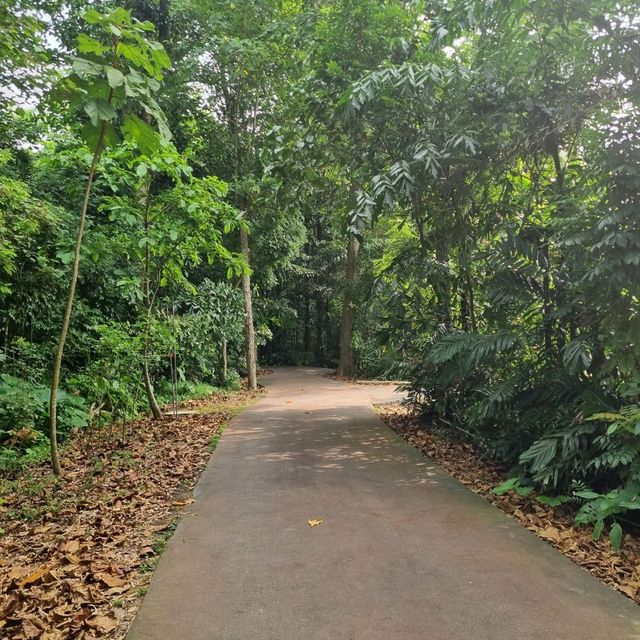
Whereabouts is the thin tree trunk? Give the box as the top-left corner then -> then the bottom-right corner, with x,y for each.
460,288 -> 469,332
48,121 -> 107,476
541,236 -> 554,364
551,145 -> 567,360
221,338 -> 228,383
141,180 -> 163,419
303,292 -> 311,354
465,266 -> 477,332
240,226 -> 257,390
434,239 -> 453,329
142,350 -> 163,419
337,233 -> 359,378
314,295 -> 323,363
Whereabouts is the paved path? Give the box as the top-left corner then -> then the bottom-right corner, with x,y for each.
128,367 -> 640,640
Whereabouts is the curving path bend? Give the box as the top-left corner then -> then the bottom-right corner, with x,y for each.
128,367 -> 640,640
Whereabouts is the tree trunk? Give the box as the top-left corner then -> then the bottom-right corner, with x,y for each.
240,226 -> 257,390
314,295 -> 324,364
48,121 -> 107,477
221,338 -> 228,383
434,239 -> 453,329
541,236 -> 554,364
303,292 -> 312,354
464,264 -> 477,332
142,348 -> 163,419
337,233 -> 359,378
141,179 -> 163,419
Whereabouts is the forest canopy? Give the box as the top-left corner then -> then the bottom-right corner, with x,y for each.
1,0 -> 640,545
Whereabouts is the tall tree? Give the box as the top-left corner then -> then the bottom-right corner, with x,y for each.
47,7 -> 171,474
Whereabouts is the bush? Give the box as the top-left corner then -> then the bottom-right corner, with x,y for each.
0,374 -> 89,450
0,338 -> 49,383
67,322 -> 145,423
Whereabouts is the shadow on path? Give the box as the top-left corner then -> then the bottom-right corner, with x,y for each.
128,367 -> 640,640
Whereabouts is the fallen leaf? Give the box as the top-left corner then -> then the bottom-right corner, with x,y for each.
87,615 -> 118,632
95,572 -> 126,588
618,584 -> 637,598
62,540 -> 80,554
538,527 -> 562,543
18,566 -> 49,588
172,498 -> 195,507
21,618 -> 42,639
308,518 -> 323,527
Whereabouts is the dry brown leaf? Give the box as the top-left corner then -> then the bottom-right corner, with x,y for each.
538,527 -> 563,543
62,540 -> 80,554
619,585 -> 638,598
8,567 -> 28,581
18,566 -> 49,588
172,498 -> 195,507
95,572 -> 126,588
22,616 -> 45,640
86,614 -> 118,632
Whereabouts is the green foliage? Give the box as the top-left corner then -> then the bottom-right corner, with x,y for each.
67,322 -> 144,422
56,6 -> 171,150
0,375 -> 89,459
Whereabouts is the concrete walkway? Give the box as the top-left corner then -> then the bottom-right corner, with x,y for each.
128,367 -> 640,640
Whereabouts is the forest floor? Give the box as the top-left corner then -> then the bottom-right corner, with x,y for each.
0,386 -> 264,640
376,404 -> 640,607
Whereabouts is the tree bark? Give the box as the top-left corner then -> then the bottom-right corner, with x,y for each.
314,294 -> 324,364
337,233 -> 359,378
541,234 -> 554,364
141,179 -> 163,420
142,350 -> 163,419
48,121 -> 107,476
221,338 -> 228,383
434,238 -> 453,329
240,226 -> 257,390
303,292 -> 312,354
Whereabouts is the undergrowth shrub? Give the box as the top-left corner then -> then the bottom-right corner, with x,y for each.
408,330 -> 640,547
0,374 -> 89,473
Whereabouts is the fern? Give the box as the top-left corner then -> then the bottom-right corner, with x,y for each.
520,437 -> 558,473
562,337 -> 593,374
428,332 -> 518,370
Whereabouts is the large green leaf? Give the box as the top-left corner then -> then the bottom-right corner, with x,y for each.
121,114 -> 160,155
81,122 -> 120,150
72,56 -> 103,78
609,523 -> 623,552
106,67 -> 125,88
84,97 -> 116,126
77,34 -> 108,55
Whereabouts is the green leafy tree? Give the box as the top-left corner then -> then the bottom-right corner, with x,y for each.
48,6 -> 171,475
